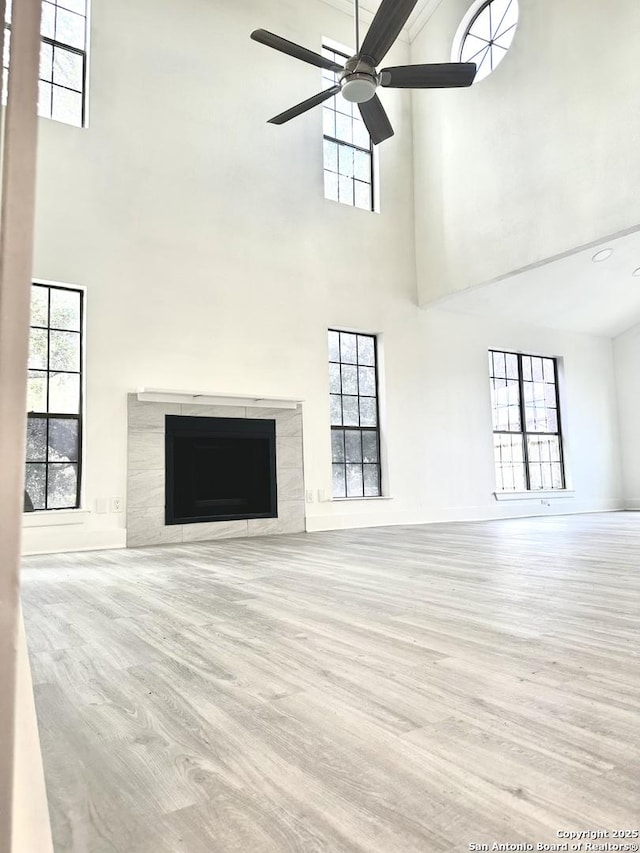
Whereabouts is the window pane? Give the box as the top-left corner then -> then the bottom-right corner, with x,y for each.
30,286 -> 49,326
358,366 -> 376,397
331,430 -> 345,463
338,174 -> 353,205
323,139 -> 338,172
323,108 -> 335,137
324,170 -> 338,202
38,81 -> 53,118
354,181 -> 371,211
47,462 -> 78,509
543,358 -> 556,383
28,328 -> 48,369
335,95 -> 352,116
332,464 -> 346,498
505,352 -> 518,379
50,287 -> 81,331
41,2 -> 55,38
493,434 -> 526,492
357,335 -> 375,366
492,351 -> 506,378
49,372 -> 81,414
362,430 -> 378,463
491,378 -> 520,431
338,144 -> 354,178
25,463 -> 46,510
340,333 -> 357,364
329,362 -> 341,394
342,395 -> 359,426
354,149 -> 370,182
61,0 -> 87,14
40,41 -> 53,82
346,464 -> 363,497
27,371 -> 48,412
53,45 -> 83,90
341,364 -> 358,395
359,397 -> 377,427
335,112 -> 352,143
363,464 -> 380,497
530,464 -> 542,490
352,119 -> 369,149
51,84 -> 83,126
330,394 -> 343,426
328,330 -> 340,362
49,418 -> 79,462
532,357 -> 543,381
54,7 -> 85,49
49,330 -> 80,371
26,418 -> 47,461
345,430 -> 362,463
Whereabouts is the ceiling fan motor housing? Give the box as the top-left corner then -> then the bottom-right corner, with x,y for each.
339,56 -> 378,103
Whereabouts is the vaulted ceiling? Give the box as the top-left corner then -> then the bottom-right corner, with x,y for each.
435,228 -> 640,338
318,0 -> 445,43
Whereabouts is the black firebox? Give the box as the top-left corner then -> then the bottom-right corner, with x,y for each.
165,415 -> 277,525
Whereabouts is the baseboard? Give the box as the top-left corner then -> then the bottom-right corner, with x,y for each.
623,499 -> 640,510
21,530 -> 127,557
306,499 -> 625,533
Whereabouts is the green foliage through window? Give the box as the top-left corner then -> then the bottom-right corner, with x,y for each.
25,283 -> 83,511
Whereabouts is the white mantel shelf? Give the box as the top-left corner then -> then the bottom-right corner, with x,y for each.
137,389 -> 304,410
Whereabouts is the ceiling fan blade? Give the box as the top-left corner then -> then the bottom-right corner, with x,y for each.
358,96 -> 394,145
379,63 -> 477,88
359,0 -> 420,65
251,29 -> 344,72
268,86 -> 341,125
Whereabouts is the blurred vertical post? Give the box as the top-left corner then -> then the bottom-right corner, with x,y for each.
0,0 -> 42,846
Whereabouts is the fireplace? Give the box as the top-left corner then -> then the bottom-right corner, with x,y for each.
165,415 -> 277,525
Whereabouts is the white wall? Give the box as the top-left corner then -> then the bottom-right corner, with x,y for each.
311,308 -> 622,530
410,0 -> 640,303
23,0 -> 624,554
613,322 -> 640,508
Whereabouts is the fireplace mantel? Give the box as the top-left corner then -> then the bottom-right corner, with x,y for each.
137,389 -> 304,410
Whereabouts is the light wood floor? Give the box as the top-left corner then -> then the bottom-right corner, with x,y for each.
21,513 -> 640,853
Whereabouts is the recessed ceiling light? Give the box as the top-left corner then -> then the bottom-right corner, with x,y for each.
633,268 -> 640,277
592,248 -> 613,262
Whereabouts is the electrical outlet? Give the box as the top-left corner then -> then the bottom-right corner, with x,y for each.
305,490 -> 315,503
95,498 -> 108,514
111,497 -> 123,513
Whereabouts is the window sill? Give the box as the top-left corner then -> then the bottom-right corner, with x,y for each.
23,510 -> 89,528
331,496 -> 394,502
493,490 -> 575,502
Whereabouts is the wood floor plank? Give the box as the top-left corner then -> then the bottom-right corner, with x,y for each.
21,512 -> 640,852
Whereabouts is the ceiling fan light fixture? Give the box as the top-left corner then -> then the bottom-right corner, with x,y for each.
341,75 -> 378,103
592,248 -> 613,262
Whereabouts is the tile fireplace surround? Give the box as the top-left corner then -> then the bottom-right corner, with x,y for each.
126,394 -> 306,547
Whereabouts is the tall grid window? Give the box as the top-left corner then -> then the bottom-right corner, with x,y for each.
3,0 -> 88,127
25,284 -> 84,511
329,330 -> 381,498
489,350 -> 565,492
322,45 -> 373,211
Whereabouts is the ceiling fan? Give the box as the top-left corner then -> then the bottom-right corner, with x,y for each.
250,0 -> 477,145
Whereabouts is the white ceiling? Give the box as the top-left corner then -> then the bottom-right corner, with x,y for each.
434,228 -> 640,338
318,0 -> 444,44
